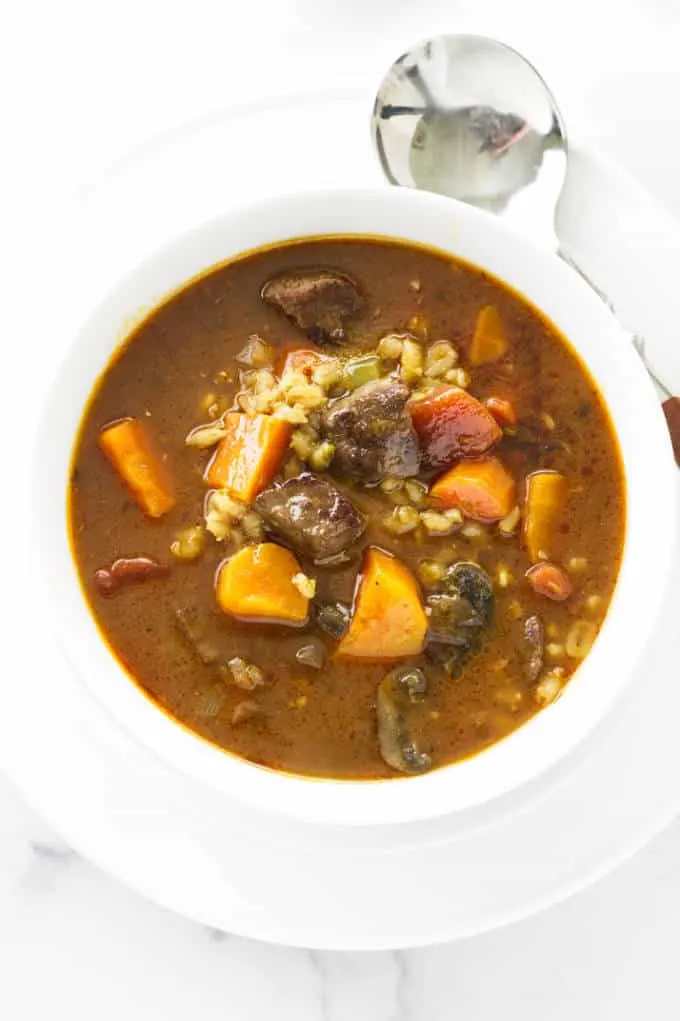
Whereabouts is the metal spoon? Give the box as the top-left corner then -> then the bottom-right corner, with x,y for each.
371,33 -> 680,461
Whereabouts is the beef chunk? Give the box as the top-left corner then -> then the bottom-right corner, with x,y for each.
261,268 -> 364,344
255,472 -> 365,561
322,379 -> 420,481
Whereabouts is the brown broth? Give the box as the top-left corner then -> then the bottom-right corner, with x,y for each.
69,238 -> 625,779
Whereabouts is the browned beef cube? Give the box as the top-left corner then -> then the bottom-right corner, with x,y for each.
322,379 -> 420,481
261,268 -> 363,344
255,473 -> 365,561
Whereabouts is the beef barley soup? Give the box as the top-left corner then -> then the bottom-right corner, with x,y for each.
69,237 -> 625,780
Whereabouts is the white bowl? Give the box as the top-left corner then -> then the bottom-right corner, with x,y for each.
37,186 -> 678,826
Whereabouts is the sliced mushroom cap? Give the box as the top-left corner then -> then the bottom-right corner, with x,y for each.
523,614 -> 544,682
376,665 -> 432,774
261,268 -> 364,344
426,592 -> 483,646
444,562 -> 494,625
314,601 -> 351,639
426,562 -> 494,677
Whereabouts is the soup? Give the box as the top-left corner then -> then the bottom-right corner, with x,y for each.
69,237 -> 625,779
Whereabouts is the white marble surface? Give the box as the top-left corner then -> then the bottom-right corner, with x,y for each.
3,0 -> 680,1016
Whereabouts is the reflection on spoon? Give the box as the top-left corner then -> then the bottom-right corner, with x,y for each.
371,34 -> 567,250
371,32 -> 679,459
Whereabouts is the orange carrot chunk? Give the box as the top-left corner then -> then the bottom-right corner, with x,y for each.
430,456 -> 516,523
469,305 -> 509,366
216,543 -> 309,624
523,470 -> 568,562
205,413 -> 292,502
409,385 -> 502,470
526,562 -> 573,601
484,396 -> 517,428
99,418 -> 175,518
336,547 -> 427,660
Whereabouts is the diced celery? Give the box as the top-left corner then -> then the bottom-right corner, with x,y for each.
342,354 -> 382,391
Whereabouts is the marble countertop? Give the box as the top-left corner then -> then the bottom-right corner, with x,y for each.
3,0 -> 680,1016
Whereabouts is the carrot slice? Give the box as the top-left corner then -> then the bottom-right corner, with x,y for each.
216,543 -> 309,624
205,413 -> 292,502
469,305 -> 509,366
99,418 -> 175,518
484,396 -> 517,428
523,471 -> 568,562
336,547 -> 427,660
526,562 -> 573,601
409,385 -> 502,470
430,457 -> 516,522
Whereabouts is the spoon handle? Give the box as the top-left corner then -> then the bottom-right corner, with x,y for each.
630,337 -> 680,466
662,398 -> 680,466
558,248 -> 680,466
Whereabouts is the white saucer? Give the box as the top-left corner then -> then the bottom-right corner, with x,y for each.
2,88 -> 680,950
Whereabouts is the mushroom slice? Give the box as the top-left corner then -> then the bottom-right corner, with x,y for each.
314,601 -> 351,639
445,562 -> 494,625
425,562 -> 495,677
523,614 -> 544,682
376,666 -> 432,774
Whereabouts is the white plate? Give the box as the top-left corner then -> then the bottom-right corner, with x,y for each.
2,88 -> 680,950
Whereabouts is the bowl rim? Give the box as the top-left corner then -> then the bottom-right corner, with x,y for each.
37,184 -> 679,826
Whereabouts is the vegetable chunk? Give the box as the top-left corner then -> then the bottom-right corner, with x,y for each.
484,396 -> 516,427
425,561 -> 495,676
216,543 -> 309,624
377,666 -> 432,774
99,418 -> 175,518
469,305 -> 509,366
205,413 -> 292,502
526,562 -> 573,601
276,347 -> 326,378
336,547 -> 427,659
523,470 -> 568,562
430,457 -> 515,522
409,385 -> 501,470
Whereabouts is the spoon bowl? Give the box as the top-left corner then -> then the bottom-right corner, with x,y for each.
371,32 -> 680,438
372,34 -> 568,248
